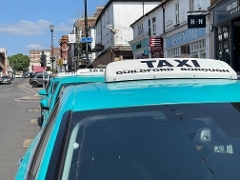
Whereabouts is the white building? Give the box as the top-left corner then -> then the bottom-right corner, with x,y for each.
92,0 -> 161,67
0,48 -> 7,75
129,0 -> 211,59
129,3 -> 164,59
163,0 -> 211,58
29,49 -> 52,72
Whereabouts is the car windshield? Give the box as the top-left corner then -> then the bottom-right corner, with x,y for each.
56,103 -> 240,180
2,76 -> 9,79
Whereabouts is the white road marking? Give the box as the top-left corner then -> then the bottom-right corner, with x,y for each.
14,98 -> 21,102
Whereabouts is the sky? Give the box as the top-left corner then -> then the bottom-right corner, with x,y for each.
0,0 -> 109,56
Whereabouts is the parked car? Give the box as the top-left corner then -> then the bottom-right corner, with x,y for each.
29,72 -> 51,88
0,75 -> 11,85
14,74 -> 22,78
39,70 -> 105,127
22,72 -> 30,78
17,58 -> 240,180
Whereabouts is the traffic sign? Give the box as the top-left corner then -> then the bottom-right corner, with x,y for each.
81,37 -> 93,43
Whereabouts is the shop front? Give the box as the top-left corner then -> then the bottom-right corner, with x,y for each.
130,36 -> 150,59
165,27 -> 207,59
213,0 -> 240,71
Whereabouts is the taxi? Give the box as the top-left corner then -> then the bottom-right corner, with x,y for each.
15,58 -> 240,180
39,68 -> 105,127
37,71 -> 84,100
37,72 -> 83,121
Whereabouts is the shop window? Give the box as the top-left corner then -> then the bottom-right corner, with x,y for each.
223,27 -> 229,39
168,47 -> 180,57
200,50 -> 206,58
190,39 -> 206,58
138,24 -> 144,36
218,34 -> 223,41
107,9 -> 110,23
189,0 -> 194,11
167,50 -> 172,57
175,3 -> 180,25
191,51 -> 198,58
216,26 -> 230,64
152,17 -> 156,36
181,45 -> 190,54
148,19 -> 151,36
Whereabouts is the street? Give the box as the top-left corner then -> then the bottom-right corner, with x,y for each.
0,78 -> 41,179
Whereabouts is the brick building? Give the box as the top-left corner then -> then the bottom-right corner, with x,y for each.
29,47 -> 60,72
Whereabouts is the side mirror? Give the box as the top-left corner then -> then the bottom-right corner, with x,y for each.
38,89 -> 48,96
40,99 -> 50,110
37,116 -> 43,128
18,157 -> 23,167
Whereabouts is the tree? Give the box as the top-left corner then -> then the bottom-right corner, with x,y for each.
8,53 -> 30,72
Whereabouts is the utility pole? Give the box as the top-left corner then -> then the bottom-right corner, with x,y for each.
50,25 -> 55,72
84,0 -> 89,66
40,51 -> 46,89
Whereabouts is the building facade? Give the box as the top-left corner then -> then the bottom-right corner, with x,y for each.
0,48 -> 7,75
129,0 -> 211,60
68,6 -> 104,71
210,0 -> 240,72
92,0 -> 161,67
129,3 -> 164,59
29,48 -> 60,72
163,0 -> 211,59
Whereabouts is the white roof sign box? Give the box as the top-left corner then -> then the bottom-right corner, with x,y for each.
105,58 -> 238,82
76,68 -> 105,76
57,72 -> 77,77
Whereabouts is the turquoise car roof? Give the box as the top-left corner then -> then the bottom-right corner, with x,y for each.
60,78 -> 240,112
47,75 -> 105,110
57,75 -> 105,84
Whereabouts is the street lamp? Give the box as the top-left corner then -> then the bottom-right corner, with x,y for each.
50,25 -> 54,72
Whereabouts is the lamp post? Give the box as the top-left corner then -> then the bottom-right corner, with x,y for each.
50,25 -> 54,72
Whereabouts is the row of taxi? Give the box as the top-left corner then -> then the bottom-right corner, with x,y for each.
15,58 -> 240,179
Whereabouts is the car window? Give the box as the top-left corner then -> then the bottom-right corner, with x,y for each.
45,79 -> 51,92
27,100 -> 60,179
37,74 -> 43,78
58,103 -> 240,180
46,110 -> 71,179
30,73 -> 36,78
2,76 -> 9,78
51,81 -> 60,94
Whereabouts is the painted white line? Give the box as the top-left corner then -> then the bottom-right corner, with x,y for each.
14,98 -> 21,102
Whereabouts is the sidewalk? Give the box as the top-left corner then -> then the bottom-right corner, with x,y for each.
21,93 -> 41,101
19,80 -> 43,101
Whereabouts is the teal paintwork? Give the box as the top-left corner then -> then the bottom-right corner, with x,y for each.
15,78 -> 240,179
41,75 -> 105,126
70,79 -> 240,111
39,77 -> 61,101
38,89 -> 47,96
15,132 -> 42,179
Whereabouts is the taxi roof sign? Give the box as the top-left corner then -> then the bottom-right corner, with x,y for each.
57,72 -> 76,77
105,58 -> 237,82
76,68 -> 105,75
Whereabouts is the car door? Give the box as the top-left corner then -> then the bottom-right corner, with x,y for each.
37,73 -> 43,85
26,101 -> 60,179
